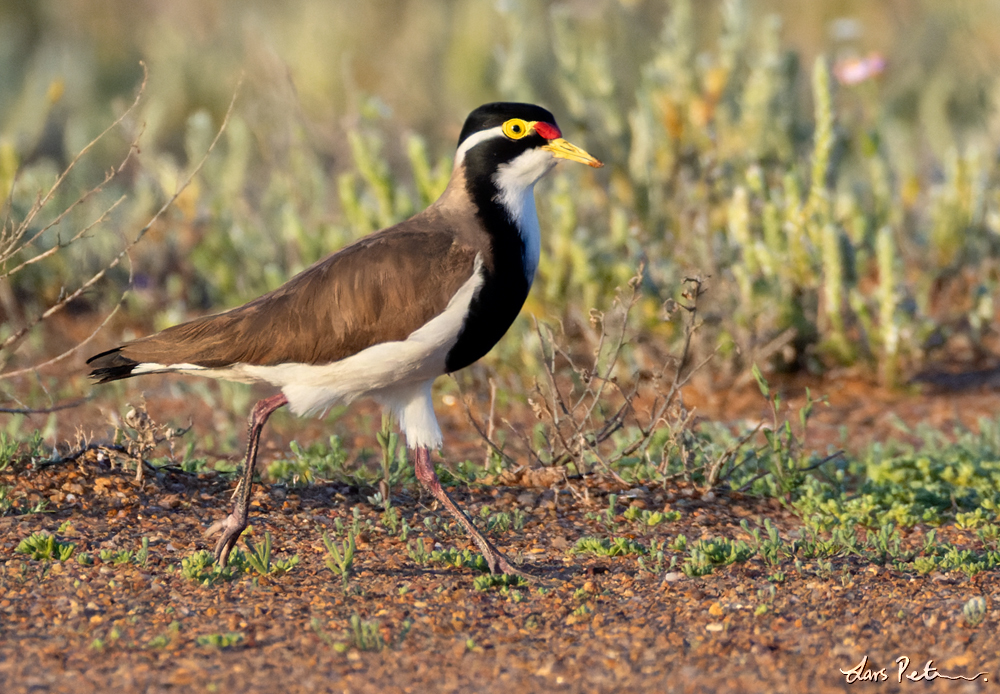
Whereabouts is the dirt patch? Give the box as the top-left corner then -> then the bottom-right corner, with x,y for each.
1,436 -> 998,693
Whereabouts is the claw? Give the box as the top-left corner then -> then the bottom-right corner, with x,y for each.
205,518 -> 227,537
206,512 -> 246,566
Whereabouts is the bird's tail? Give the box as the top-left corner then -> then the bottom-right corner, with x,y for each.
87,348 -> 140,383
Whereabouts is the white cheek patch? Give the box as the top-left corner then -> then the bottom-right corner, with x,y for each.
493,147 -> 558,201
453,125 -> 504,169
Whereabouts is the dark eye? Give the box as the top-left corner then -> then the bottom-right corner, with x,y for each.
512,124 -> 522,133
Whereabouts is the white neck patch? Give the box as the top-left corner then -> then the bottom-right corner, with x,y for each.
453,125 -> 504,170
492,147 -> 556,283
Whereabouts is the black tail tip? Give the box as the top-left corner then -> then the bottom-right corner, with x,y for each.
87,348 -> 138,384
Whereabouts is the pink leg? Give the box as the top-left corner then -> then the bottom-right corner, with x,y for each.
413,446 -> 525,576
207,393 -> 288,566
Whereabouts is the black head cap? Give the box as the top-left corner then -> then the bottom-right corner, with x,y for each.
457,102 -> 558,147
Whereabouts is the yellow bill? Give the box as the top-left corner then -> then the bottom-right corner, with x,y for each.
542,138 -> 604,168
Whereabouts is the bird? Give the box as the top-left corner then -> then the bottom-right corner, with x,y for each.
88,102 -> 603,576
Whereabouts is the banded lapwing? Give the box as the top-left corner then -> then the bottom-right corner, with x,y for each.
88,102 -> 602,576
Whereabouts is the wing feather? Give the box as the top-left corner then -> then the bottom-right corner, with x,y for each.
88,211 -> 481,380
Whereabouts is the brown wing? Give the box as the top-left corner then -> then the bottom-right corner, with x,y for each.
94,214 -> 480,373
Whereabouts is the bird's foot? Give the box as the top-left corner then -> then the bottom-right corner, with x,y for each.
206,512 -> 247,567
480,542 -> 531,579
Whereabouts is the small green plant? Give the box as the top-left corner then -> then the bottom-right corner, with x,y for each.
741,518 -> 786,566
570,536 -> 647,557
376,413 -> 401,500
956,509 -> 991,530
406,539 -> 431,565
267,436 -> 350,486
623,506 -> 681,527
428,547 -> 489,573
99,537 -> 150,566
16,531 -> 75,561
604,494 -> 618,526
962,596 -> 987,627
866,523 -> 903,564
196,632 -> 245,648
422,514 -> 460,538
99,548 -> 134,566
26,499 -> 50,514
682,537 -> 754,577
681,553 -> 714,577
321,530 -> 355,591
977,524 -> 999,549
379,502 -> 401,536
928,543 -> 1000,577
481,507 -> 528,533
637,540 -> 674,575
244,531 -> 299,576
180,550 -> 239,584
146,621 -> 181,649
351,506 -> 366,536
585,494 -> 623,528
310,618 -> 337,647
695,537 -> 753,565
0,432 -> 18,471
178,439 -> 210,473
335,614 -> 384,653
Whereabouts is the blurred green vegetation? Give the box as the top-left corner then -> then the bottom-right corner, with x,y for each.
3,0 -> 1000,391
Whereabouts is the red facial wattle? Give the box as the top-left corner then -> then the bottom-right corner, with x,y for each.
533,122 -> 561,140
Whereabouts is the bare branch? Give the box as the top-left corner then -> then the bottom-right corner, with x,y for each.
1,191 -> 127,280
0,397 -> 90,415
1,64 -> 148,262
0,72 -> 244,379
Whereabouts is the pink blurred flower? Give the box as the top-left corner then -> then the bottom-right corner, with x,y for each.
834,53 -> 886,85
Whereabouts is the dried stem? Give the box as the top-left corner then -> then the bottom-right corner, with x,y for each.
466,270 -> 713,483
0,397 -> 90,415
0,70 -> 245,379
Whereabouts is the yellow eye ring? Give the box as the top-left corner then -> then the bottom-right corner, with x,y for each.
502,118 -> 533,140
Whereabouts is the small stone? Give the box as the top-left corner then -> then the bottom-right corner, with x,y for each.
516,492 -> 537,507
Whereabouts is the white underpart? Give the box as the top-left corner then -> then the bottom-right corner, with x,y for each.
139,256 -> 486,450
493,147 -> 556,282
132,362 -> 206,375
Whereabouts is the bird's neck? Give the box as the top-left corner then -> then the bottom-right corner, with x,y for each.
455,163 -> 543,286
497,183 -> 541,284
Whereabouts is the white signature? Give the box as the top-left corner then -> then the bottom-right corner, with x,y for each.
840,655 -> 989,683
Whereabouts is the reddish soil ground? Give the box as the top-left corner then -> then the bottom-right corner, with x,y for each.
2,449 -> 998,694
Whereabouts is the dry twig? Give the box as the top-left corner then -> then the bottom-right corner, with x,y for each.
465,269 -> 715,487
0,67 -> 244,380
